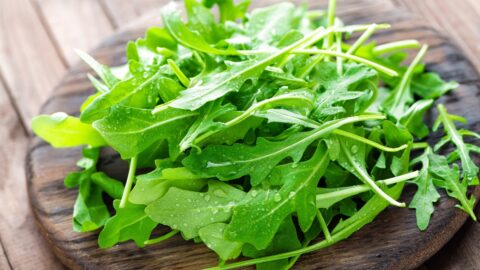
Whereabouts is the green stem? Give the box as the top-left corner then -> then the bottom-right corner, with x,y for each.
333,129 -> 407,152
316,209 -> 332,242
372,39 -> 421,55
167,59 -> 190,87
144,230 -> 179,245
389,45 -> 428,111
293,49 -> 398,76
325,0 -> 337,60
336,32 -> 343,75
347,24 -> 377,55
119,156 -> 138,208
339,140 -> 405,207
316,171 -> 419,204
412,142 -> 429,149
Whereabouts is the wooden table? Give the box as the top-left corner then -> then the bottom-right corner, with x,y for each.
1,0 -> 479,269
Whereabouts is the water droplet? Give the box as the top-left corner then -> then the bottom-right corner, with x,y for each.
274,193 -> 282,202
172,224 -> 178,229
289,191 -> 296,198
175,203 -> 180,207
204,195 -> 211,202
351,145 -> 359,154
291,163 -> 298,168
212,209 -> 219,214
251,190 -> 258,197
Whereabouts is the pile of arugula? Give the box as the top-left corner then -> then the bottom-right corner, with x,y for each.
31,0 -> 480,269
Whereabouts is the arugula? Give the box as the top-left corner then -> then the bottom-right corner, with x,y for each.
31,0 -> 480,269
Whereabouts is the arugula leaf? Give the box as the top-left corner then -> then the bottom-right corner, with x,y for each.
399,99 -> 433,139
409,148 -> 440,230
198,223 -> 243,261
435,104 -> 479,183
98,200 -> 158,248
184,115 -> 383,185
64,148 -> 123,232
145,181 -> 245,239
161,2 -> 235,55
93,106 -> 197,159
31,113 -> 106,148
129,167 -> 208,205
241,216 -> 302,270
224,144 -> 329,249
429,153 -> 477,220
76,50 -> 119,88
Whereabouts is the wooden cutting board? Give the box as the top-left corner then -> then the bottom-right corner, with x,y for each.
26,0 -> 480,269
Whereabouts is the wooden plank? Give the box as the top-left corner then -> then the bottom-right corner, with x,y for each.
426,208 -> 480,269
100,0 -> 169,29
0,0 -> 65,123
0,238 -> 12,270
0,78 -> 63,269
396,0 -> 480,73
33,0 -> 115,65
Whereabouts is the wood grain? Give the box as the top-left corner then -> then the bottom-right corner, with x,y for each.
100,0 -> 171,29
396,0 -> 480,75
0,0 -> 65,123
26,1 -> 480,269
33,0 -> 115,65
0,76 -> 63,269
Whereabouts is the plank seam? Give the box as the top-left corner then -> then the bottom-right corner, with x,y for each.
0,235 -> 13,270
98,0 -> 119,29
30,0 -> 70,68
0,71 -> 28,136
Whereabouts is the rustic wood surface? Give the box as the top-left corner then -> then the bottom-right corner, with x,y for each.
1,0 -> 480,269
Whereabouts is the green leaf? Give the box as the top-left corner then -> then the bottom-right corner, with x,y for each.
64,148 -> 112,232
399,99 -> 433,139
184,115 -> 383,185
435,104 -> 479,183
93,106 -> 197,159
81,71 -> 162,122
145,180 -> 246,239
179,100 -> 235,152
225,144 -> 329,249
76,50 -> 119,88
411,72 -> 458,99
198,223 -> 243,261
409,148 -> 440,230
129,167 -> 208,205
98,200 -> 158,248
31,113 -> 107,148
162,26 -> 330,111
161,2 -> 235,55
242,216 -> 301,270
246,2 -> 297,47
91,172 -> 124,199
429,154 -> 477,221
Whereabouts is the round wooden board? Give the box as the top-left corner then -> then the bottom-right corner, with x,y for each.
27,1 -> 480,269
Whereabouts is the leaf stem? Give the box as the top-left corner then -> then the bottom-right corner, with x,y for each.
336,32 -> 343,75
324,0 -> 337,61
339,140 -> 405,207
144,230 -> 179,245
333,129 -> 407,152
316,171 -> 419,204
412,142 -> 429,149
373,39 -> 421,55
389,45 -> 428,112
167,59 -> 190,87
316,209 -> 333,242
347,24 -> 377,55
293,49 -> 398,76
119,156 -> 138,208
